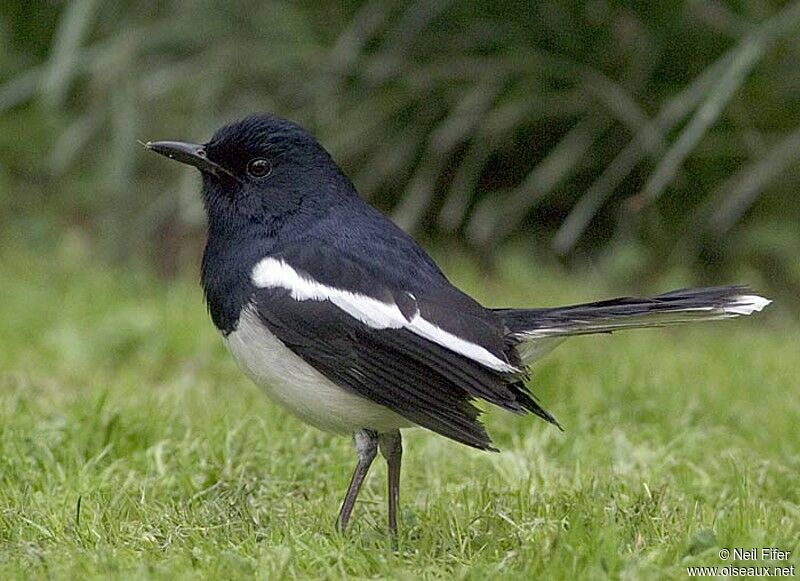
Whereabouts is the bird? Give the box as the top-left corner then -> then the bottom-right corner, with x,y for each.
146,114 -> 770,536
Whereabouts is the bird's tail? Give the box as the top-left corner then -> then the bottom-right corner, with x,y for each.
494,286 -> 770,363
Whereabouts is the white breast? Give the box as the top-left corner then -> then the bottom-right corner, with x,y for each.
223,308 -> 412,434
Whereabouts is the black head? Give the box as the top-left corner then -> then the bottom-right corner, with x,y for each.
147,114 -> 356,234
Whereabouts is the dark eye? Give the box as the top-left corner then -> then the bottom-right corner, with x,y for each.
246,158 -> 271,178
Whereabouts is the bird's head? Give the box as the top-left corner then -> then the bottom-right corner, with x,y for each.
146,114 -> 354,232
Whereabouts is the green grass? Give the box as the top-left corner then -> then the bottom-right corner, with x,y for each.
1,239 -> 798,580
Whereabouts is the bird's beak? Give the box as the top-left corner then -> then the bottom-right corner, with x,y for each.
145,140 -> 236,179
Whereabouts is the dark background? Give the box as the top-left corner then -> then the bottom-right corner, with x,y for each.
2,1 -> 799,299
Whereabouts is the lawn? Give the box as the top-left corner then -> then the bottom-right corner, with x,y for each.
1,239 -> 797,580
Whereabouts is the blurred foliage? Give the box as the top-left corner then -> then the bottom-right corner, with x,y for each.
1,1 -> 799,293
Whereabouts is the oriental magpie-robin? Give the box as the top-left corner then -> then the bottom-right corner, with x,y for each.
146,114 -> 770,535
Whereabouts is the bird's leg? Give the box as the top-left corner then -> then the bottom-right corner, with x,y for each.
336,429 -> 378,533
378,430 -> 403,537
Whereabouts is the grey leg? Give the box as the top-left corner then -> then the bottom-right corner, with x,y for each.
336,429 -> 378,533
379,430 -> 403,536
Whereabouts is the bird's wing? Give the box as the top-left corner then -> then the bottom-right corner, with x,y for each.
248,250 -> 557,448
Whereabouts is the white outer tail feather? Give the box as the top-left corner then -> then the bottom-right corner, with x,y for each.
505,290 -> 771,363
722,295 -> 771,316
517,293 -> 771,340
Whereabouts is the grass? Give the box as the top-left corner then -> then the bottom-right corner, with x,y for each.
0,237 -> 798,579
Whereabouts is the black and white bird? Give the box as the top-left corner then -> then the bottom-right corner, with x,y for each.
146,114 -> 770,535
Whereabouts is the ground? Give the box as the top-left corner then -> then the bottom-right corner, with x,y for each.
1,239 -> 797,580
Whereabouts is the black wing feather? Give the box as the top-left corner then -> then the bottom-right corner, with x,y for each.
254,289 -> 496,448
250,246 -> 559,448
